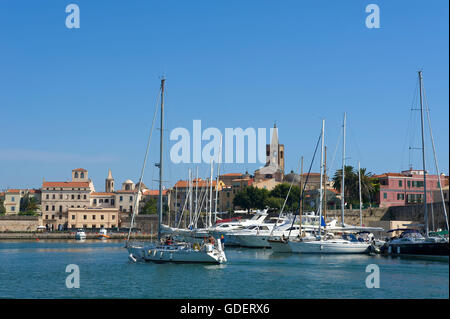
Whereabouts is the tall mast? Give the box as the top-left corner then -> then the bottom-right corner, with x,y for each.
189,168 -> 192,228
299,156 -> 303,236
209,159 -> 214,228
214,135 -> 223,225
323,146 -> 327,222
358,161 -> 362,227
341,112 -> 346,227
318,119 -> 325,237
157,77 -> 165,241
195,166 -> 199,228
418,71 -> 429,238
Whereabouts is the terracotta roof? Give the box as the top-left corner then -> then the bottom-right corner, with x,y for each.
91,192 -> 115,196
143,189 -> 168,196
6,189 -> 20,193
116,189 -> 139,193
72,168 -> 87,171
300,173 -> 321,177
28,189 -> 41,194
373,173 -> 405,178
42,181 -> 90,188
174,180 -> 218,188
220,173 -> 243,177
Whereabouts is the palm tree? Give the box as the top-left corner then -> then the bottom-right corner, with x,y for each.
333,166 -> 376,205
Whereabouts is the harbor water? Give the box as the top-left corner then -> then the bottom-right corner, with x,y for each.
0,240 -> 448,299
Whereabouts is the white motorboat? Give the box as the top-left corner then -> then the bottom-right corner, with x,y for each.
75,229 -> 86,240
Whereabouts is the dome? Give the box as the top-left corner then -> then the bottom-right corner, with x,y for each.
124,179 -> 134,184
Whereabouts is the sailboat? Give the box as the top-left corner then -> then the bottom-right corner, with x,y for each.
383,71 -> 449,259
287,118 -> 376,254
126,77 -> 227,264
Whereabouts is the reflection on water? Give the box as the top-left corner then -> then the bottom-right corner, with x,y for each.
0,240 -> 448,298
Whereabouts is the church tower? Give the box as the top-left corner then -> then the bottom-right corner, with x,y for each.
105,169 -> 114,193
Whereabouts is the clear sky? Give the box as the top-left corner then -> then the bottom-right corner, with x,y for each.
0,0 -> 448,191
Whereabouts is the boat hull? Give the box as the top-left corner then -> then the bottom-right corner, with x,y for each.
268,239 -> 292,253
127,243 -> 227,264
288,240 -> 370,254
384,241 -> 449,258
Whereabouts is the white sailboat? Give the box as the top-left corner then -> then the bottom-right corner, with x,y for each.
287,118 -> 374,254
126,77 -> 227,264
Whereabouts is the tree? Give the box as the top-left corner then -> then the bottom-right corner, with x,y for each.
332,165 -> 376,205
0,198 -> 5,215
141,198 -> 158,214
233,186 -> 269,211
269,183 -> 300,212
19,195 -> 39,216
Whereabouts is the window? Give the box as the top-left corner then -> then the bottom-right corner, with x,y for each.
399,181 -> 402,187
45,215 -> 48,219
83,215 -> 87,220
83,195 -> 87,199
99,199 -> 103,203
71,195 -> 75,200
45,205 -> 49,211
407,181 -> 411,188
129,196 -> 133,201
52,205 -> 55,211
112,215 -> 115,220
92,224 -> 96,228
119,206 -> 122,211
80,172 -> 84,178
59,215 -> 62,220
77,195 -> 81,200
72,215 -> 75,220
93,199 -> 97,204
52,194 -> 55,199
397,193 -> 405,200
11,206 -> 15,211
120,196 -> 123,202
59,194 -> 63,199
383,193 -> 387,199
105,199 -> 109,203
71,225 -> 75,228
92,215 -> 96,220
46,194 -> 49,199
75,172 -> 79,178
59,205 -> 62,212
101,215 -> 104,220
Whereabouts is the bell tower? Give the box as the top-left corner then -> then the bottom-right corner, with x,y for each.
105,169 -> 114,193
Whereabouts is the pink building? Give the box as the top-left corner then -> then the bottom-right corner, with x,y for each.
374,169 -> 447,207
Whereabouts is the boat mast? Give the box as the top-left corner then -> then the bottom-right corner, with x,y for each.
195,166 -> 199,228
418,71 -> 429,238
214,135 -> 223,225
189,168 -> 192,228
341,112 -> 346,227
318,119 -> 325,237
299,156 -> 303,236
157,77 -> 165,241
358,161 -> 362,227
323,146 -> 327,222
209,159 -> 214,228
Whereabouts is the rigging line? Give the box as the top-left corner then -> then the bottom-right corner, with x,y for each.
288,129 -> 322,238
348,121 -> 364,168
328,127 -> 342,180
127,85 -> 161,245
400,79 -> 419,171
269,157 -> 301,236
423,85 -> 449,231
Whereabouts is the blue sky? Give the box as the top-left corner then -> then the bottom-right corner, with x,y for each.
0,0 -> 448,191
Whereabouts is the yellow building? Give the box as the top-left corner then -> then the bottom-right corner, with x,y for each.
68,207 -> 119,229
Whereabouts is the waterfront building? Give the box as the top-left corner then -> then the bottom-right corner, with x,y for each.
373,169 -> 446,207
169,178 -> 224,214
2,189 -> 42,215
41,168 -> 94,229
68,207 -> 119,229
141,189 -> 170,213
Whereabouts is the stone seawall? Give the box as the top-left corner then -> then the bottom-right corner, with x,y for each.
0,215 -> 40,232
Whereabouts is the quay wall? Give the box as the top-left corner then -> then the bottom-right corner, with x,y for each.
326,202 -> 449,229
0,216 -> 39,232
